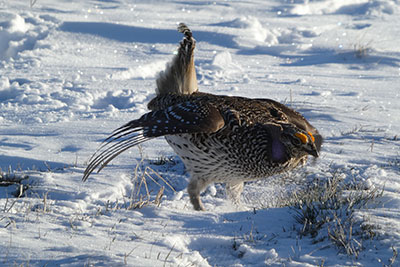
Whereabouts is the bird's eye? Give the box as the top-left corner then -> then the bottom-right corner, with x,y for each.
292,137 -> 301,146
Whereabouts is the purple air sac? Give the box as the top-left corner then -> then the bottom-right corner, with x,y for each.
271,139 -> 286,162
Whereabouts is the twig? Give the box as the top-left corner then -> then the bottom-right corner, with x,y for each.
30,0 -> 38,8
163,244 -> 175,267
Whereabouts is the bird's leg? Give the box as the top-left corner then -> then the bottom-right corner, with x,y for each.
225,181 -> 244,207
187,177 -> 207,211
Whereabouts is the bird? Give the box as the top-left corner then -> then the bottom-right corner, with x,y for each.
83,23 -> 322,211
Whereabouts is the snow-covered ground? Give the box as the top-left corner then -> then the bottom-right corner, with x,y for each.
1,0 -> 400,266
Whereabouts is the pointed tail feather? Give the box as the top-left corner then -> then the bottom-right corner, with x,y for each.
82,122 -> 152,182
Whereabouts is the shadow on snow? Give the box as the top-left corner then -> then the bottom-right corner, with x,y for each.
0,155 -> 67,172
239,47 -> 400,68
60,21 -> 237,48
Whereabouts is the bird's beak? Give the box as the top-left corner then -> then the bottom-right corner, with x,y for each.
306,142 -> 319,158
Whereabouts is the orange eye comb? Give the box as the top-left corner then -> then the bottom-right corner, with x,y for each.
294,132 -> 308,144
307,131 -> 315,143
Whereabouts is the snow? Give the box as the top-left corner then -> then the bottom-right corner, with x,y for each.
1,0 -> 400,266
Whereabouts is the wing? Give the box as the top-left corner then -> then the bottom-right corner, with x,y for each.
82,101 -> 224,181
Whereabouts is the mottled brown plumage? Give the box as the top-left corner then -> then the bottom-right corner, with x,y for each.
83,23 -> 322,210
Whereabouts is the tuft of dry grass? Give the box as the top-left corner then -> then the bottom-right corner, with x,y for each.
289,166 -> 383,258
102,149 -> 177,212
353,43 -> 371,59
0,167 -> 30,197
124,155 -> 176,210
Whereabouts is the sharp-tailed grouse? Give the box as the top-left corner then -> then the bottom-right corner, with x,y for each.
83,23 -> 322,211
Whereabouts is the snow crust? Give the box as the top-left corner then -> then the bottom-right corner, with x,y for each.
1,0 -> 400,266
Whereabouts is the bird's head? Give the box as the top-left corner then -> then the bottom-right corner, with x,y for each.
281,127 -> 321,158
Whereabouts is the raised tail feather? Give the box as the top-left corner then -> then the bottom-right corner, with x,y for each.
156,23 -> 198,96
